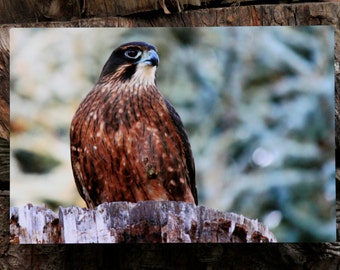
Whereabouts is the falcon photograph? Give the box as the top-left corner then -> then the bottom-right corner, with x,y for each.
10,27 -> 335,242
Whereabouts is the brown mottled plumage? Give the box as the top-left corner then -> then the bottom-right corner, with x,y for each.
70,41 -> 197,208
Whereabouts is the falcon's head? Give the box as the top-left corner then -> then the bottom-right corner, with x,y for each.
99,41 -> 159,86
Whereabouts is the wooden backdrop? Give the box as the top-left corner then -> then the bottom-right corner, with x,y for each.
1,0 -> 340,268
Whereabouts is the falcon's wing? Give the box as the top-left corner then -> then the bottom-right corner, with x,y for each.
164,99 -> 198,204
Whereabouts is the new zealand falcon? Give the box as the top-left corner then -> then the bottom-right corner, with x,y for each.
70,41 -> 197,208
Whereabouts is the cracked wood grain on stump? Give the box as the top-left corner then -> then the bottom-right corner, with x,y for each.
10,201 -> 276,243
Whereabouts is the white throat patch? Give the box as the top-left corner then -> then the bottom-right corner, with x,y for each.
130,63 -> 157,87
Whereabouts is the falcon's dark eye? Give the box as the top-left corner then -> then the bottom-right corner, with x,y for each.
124,49 -> 142,59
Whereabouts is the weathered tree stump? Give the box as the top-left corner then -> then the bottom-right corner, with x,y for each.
10,201 -> 276,244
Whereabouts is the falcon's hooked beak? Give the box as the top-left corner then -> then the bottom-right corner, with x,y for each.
139,49 -> 159,67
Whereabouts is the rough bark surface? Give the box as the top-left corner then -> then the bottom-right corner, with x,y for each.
0,28 -> 8,141
1,3 -> 338,28
0,0 -> 287,23
1,1 -> 340,269
10,202 -> 276,244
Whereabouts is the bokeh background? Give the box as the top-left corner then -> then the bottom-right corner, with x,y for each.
10,27 -> 335,242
